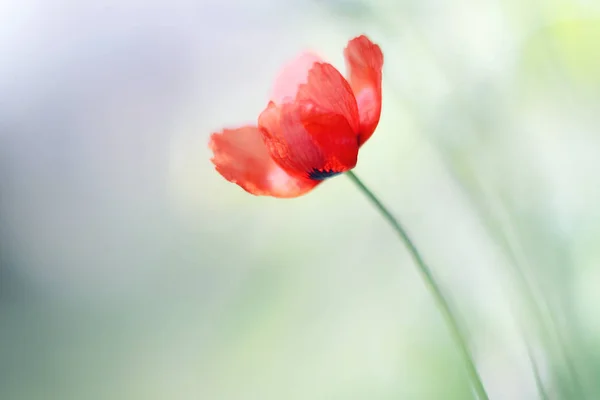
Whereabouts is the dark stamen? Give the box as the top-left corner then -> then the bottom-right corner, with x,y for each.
308,168 -> 343,180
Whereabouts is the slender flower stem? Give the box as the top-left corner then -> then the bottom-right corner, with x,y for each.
346,171 -> 489,400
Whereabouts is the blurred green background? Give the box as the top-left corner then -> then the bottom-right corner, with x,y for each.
1,0 -> 599,399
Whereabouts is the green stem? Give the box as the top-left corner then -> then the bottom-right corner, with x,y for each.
346,170 -> 489,400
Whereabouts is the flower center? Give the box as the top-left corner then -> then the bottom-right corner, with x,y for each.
308,168 -> 343,180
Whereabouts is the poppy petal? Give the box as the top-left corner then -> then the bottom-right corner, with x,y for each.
258,102 -> 326,176
209,126 -> 320,198
259,100 -> 359,178
296,62 -> 360,134
270,52 -> 323,104
344,35 -> 384,146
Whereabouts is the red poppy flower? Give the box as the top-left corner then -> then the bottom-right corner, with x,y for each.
209,35 -> 383,198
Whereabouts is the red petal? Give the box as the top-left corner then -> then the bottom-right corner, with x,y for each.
209,126 -> 320,198
344,35 -> 384,146
258,102 -> 325,177
258,62 -> 361,178
296,62 -> 360,134
259,98 -> 359,178
270,52 -> 323,104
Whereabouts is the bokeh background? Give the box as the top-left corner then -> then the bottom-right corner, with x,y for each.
1,0 -> 599,399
